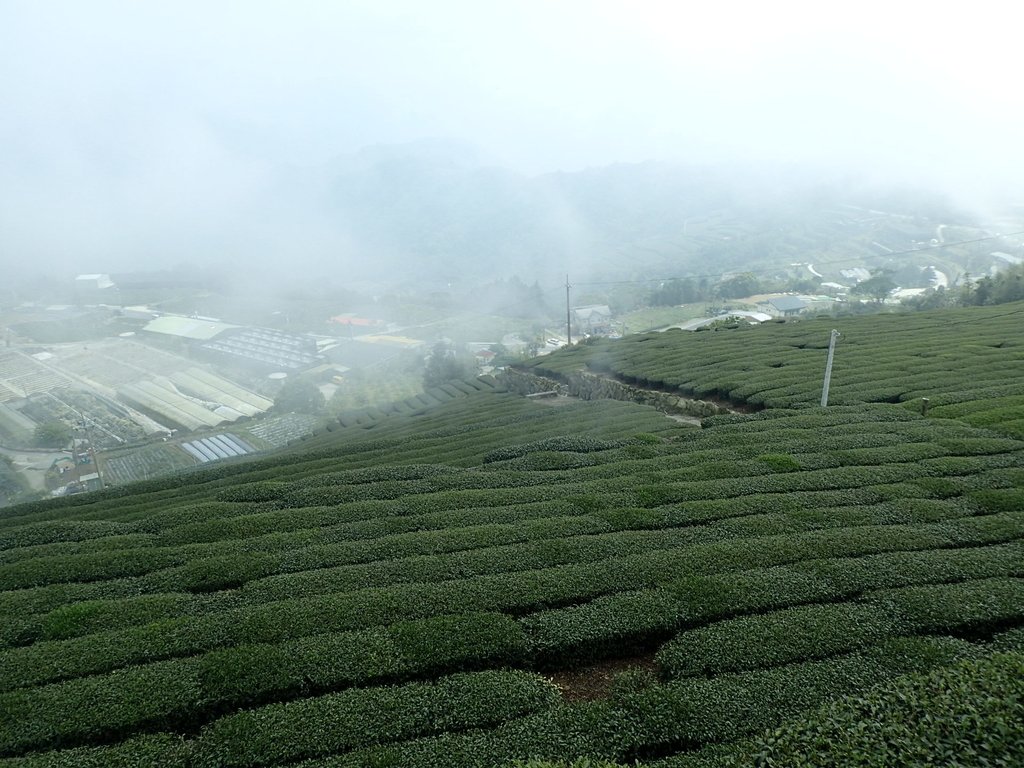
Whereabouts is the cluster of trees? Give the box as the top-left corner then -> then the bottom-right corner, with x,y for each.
903,264 -> 1024,311
273,380 -> 326,415
423,342 -> 475,388
33,420 -> 72,448
964,264 -> 1024,306
649,272 -> 820,307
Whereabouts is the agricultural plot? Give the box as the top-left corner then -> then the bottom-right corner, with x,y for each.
522,301 -> 1024,438
0,352 -> 73,403
0,377 -> 1021,767
100,444 -> 197,486
180,434 -> 255,464
118,378 -> 245,432
243,413 -> 322,449
0,405 -> 33,446
49,339 -> 194,388
17,390 -> 146,449
324,375 -> 505,432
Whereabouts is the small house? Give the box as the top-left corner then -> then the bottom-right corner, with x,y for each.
766,296 -> 808,318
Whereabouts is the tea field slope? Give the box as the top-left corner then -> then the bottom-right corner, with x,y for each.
523,301 -> 1024,438
0,308 -> 1022,766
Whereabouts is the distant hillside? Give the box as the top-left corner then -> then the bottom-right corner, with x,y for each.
0,302 -> 1022,766
278,141 -> 1007,288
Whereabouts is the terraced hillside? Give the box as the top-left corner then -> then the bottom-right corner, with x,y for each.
0,304 -> 1023,767
522,301 -> 1024,438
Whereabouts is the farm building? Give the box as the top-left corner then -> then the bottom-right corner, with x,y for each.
143,315 -> 238,342
198,327 -> 321,372
765,296 -> 808,317
73,274 -> 116,305
572,304 -> 613,335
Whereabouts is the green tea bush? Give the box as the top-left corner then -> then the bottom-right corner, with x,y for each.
0,659 -> 202,755
742,650 -> 1024,768
657,602 -> 900,679
523,589 -> 682,667
191,670 -> 560,767
328,637 -> 975,767
0,732 -> 189,767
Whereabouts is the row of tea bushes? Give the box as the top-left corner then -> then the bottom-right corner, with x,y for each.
2,609 -> 526,694
5,512 -> 1019,693
657,577 -> 1024,679
308,636 -> 978,767
520,304 -> 1024,425
0,615 -> 533,755
522,542 -> 1024,668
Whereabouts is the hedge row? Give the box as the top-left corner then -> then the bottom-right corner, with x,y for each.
5,511 -> 1019,683
0,510 -> 618,644
0,732 -> 188,767
872,576 -> 1024,635
0,658 -> 201,756
0,614 -> 531,755
0,497 -> 613,598
18,484 -> 980,644
668,539 -> 1024,623
522,589 -> 684,668
657,576 -> 1024,680
191,670 -> 560,768
521,541 -> 1024,671
1,609 -> 525,697
315,636 -> 976,767
3,415 -> 1008,561
674,650 -> 1024,768
240,525 -> 708,604
0,520 -> 139,555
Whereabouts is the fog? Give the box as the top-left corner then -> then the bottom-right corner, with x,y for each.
2,0 -> 1023,290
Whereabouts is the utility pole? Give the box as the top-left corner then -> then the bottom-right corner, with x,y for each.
820,329 -> 840,407
565,275 -> 572,345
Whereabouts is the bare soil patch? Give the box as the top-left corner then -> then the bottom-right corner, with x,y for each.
548,652 -> 659,702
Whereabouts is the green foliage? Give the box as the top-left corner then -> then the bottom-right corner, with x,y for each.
743,650 -> 1024,768
0,352 -> 1023,767
657,602 -> 900,679
272,379 -> 325,415
423,342 -> 474,388
850,271 -> 897,301
190,670 -> 560,767
754,453 -> 801,472
964,263 -> 1024,306
0,732 -> 189,767
523,590 -> 683,667
33,421 -> 72,449
716,273 -> 762,300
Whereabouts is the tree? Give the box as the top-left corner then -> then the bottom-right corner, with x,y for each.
273,379 -> 325,414
852,271 -> 897,302
34,420 -> 72,448
717,273 -> 762,300
423,342 -> 472,388
964,264 -> 1024,306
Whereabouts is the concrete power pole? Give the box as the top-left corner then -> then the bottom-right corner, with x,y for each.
820,329 -> 840,407
565,275 -> 572,345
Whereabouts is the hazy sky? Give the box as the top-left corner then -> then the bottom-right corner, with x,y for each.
2,0 -> 1022,277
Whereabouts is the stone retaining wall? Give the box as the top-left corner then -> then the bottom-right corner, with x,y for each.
500,367 -> 729,420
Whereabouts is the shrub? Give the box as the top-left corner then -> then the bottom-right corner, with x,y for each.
191,670 -> 560,767
743,650 -> 1024,768
657,602 -> 900,679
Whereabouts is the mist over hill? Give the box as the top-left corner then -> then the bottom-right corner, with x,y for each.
4,123 -> 1011,302
229,140 -> 986,294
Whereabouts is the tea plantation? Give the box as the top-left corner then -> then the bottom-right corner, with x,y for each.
1,303 -> 1023,767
